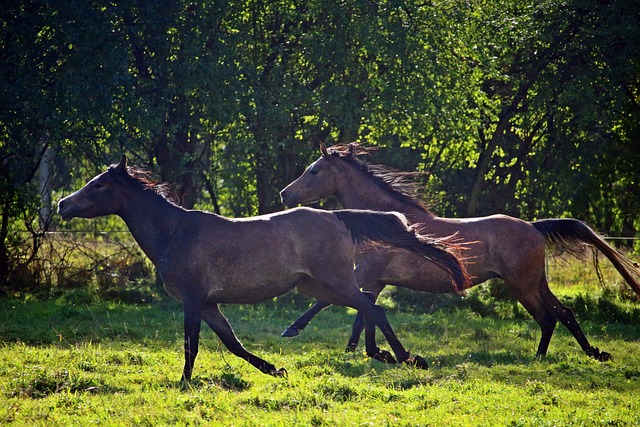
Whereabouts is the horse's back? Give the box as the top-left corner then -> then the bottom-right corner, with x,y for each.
202,207 -> 350,261
424,214 -> 546,279
430,214 -> 542,246
159,207 -> 356,304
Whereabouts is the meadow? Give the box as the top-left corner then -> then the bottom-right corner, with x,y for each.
1,255 -> 639,426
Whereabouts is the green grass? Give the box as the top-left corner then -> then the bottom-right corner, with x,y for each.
1,292 -> 639,426
1,255 -> 639,425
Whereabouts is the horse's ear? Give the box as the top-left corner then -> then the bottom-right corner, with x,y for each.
110,155 -> 127,174
320,143 -> 329,157
116,155 -> 127,170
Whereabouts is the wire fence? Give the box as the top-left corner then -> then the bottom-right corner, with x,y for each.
3,228 -> 639,302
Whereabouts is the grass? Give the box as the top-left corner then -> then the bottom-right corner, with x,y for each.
1,255 -> 639,426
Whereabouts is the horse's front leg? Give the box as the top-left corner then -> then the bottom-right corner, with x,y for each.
346,312 -> 364,352
202,303 -> 286,376
346,291 -> 375,352
362,310 -> 397,364
281,300 -> 332,337
348,292 -> 399,364
181,301 -> 202,382
352,292 -> 427,369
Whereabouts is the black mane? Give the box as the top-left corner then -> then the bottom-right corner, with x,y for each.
109,163 -> 179,205
326,143 -> 431,213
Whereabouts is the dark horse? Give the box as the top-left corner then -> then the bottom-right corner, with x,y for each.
57,156 -> 470,380
279,143 -> 640,361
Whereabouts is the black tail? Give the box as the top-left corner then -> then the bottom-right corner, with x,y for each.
334,210 -> 471,293
532,218 -> 640,298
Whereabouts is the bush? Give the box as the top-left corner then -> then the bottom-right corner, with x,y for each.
3,232 -> 159,304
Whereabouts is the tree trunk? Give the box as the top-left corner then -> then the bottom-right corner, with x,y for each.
466,75 -> 536,216
0,200 -> 11,287
37,146 -> 53,230
466,115 -> 511,216
154,128 -> 196,209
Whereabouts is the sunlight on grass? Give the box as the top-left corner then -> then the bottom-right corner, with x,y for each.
1,252 -> 639,425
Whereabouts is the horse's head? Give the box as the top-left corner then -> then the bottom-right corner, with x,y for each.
58,156 -> 129,221
280,144 -> 344,207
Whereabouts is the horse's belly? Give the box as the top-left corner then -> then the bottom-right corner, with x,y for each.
205,272 -> 304,304
380,255 -> 463,293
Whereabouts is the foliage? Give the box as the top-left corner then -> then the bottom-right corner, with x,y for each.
1,0 -> 639,287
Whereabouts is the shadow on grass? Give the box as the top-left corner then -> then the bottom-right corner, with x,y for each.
3,294 -> 639,397
170,368 -> 252,393
0,297 -> 183,345
5,367 -> 127,399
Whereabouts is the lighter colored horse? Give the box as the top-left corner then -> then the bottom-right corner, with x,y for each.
58,156 -> 469,380
279,143 -> 640,361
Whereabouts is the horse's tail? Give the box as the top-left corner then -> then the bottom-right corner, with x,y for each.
532,218 -> 640,298
334,210 -> 471,293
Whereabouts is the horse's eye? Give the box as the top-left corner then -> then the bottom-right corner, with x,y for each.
309,169 -> 319,176
94,183 -> 103,189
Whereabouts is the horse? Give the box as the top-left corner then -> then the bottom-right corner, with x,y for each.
279,143 -> 640,361
57,155 -> 470,381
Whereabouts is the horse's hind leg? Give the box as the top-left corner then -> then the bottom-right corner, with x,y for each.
356,292 -> 397,364
509,283 -> 558,357
535,311 -> 558,357
538,276 -> 612,361
314,277 -> 425,368
346,272 -> 387,352
201,303 -> 286,376
281,300 -> 332,337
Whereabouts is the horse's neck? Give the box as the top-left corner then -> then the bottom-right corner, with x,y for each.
118,190 -> 184,264
336,167 -> 434,220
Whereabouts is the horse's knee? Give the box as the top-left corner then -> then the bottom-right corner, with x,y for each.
371,304 -> 385,316
362,291 -> 377,303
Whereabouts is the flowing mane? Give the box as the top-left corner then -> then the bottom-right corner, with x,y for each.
326,143 -> 432,213
108,162 -> 179,204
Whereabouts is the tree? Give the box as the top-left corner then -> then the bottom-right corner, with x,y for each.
447,0 -> 640,227
1,0 -> 638,289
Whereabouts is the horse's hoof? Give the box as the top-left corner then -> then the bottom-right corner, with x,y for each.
345,343 -> 357,353
373,350 -> 397,364
596,350 -> 613,362
586,346 -> 612,362
270,367 -> 288,377
281,327 -> 300,338
406,355 -> 429,370
599,352 -> 613,362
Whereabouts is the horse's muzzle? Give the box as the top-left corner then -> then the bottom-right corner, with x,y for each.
279,190 -> 297,208
57,198 -> 78,221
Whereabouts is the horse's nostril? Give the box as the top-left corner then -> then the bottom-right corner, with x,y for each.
58,200 -> 65,210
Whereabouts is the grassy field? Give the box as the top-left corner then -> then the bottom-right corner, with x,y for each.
1,256 -> 639,426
